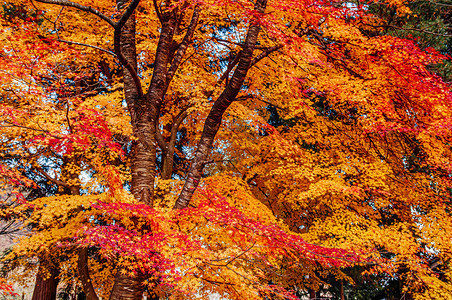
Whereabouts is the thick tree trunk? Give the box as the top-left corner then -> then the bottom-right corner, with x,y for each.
174,0 -> 268,209
116,0 -> 157,207
31,260 -> 60,300
308,289 -> 317,300
109,2 -> 150,299
109,272 -> 147,300
110,2 -> 199,299
110,2 -> 178,299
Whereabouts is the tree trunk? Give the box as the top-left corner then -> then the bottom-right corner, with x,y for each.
77,247 -> 99,300
340,279 -> 345,300
109,1 -> 149,298
109,1 -> 175,298
109,272 -> 147,300
111,1 -> 198,299
116,0 -> 157,208
31,260 -> 60,300
308,288 -> 316,300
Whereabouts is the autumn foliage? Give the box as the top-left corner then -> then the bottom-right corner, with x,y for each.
1,0 -> 452,299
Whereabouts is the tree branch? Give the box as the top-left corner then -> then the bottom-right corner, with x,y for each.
56,39 -> 117,56
36,0 -> 143,96
153,0 -> 163,24
156,130 -> 168,152
169,110 -> 188,148
34,0 -> 115,27
250,45 -> 283,67
114,28 -> 144,98
175,0 -> 269,209
205,51 -> 241,99
157,108 -> 189,161
116,0 -> 141,30
35,167 -> 70,188
165,7 -> 200,88
78,247 -> 99,300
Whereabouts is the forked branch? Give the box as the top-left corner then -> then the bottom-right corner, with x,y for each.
36,0 -> 144,97
165,7 -> 201,89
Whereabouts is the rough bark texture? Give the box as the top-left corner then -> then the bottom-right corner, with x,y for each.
31,261 -> 60,300
174,0 -> 268,209
109,272 -> 147,300
109,2 -> 151,299
109,2 -> 189,299
115,0 -> 157,207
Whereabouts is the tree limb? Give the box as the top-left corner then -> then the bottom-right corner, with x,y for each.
35,167 -> 70,188
114,28 -> 144,98
175,0 -> 269,209
250,45 -> 283,67
165,7 -> 200,89
205,51 -> 242,99
153,0 -> 163,24
78,247 -> 99,300
36,0 -> 143,96
56,39 -> 116,56
170,110 -> 188,148
156,130 -> 168,152
34,0 -> 115,27
116,0 -> 141,30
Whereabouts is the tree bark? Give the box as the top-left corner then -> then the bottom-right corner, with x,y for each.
31,260 -> 60,300
109,272 -> 147,300
340,279 -> 345,300
114,0 -> 157,207
174,0 -> 268,209
77,247 -> 99,300
109,2 -> 151,299
308,288 -> 317,300
157,110 -> 188,180
109,2 -> 180,299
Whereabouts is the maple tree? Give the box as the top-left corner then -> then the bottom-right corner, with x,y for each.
1,0 -> 452,299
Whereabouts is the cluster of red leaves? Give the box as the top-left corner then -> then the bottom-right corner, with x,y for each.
362,37 -> 452,134
0,164 -> 36,189
1,105 -> 124,196
78,190 -> 364,295
0,21 -> 73,86
0,18 -> 124,192
79,201 -> 196,286
0,278 -> 17,298
31,107 -> 123,157
0,164 -> 36,205
183,190 -> 363,267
